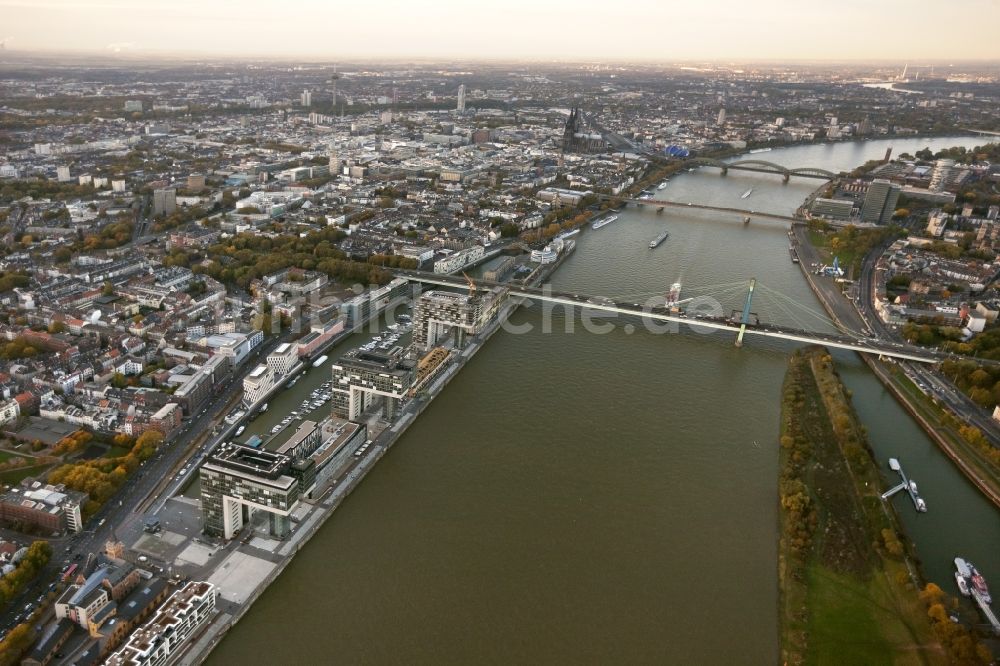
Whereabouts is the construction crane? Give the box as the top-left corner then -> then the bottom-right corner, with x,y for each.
462,272 -> 478,298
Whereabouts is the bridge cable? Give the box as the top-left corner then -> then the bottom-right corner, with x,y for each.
754,283 -> 838,329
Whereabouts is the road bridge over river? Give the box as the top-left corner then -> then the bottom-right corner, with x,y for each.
395,270 -> 949,364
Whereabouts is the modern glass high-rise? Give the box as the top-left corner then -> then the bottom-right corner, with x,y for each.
860,179 -> 900,224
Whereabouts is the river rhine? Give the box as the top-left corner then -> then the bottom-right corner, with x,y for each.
207,136 -> 998,665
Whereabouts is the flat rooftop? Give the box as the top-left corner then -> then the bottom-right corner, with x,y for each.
276,420 -> 317,456
205,443 -> 290,481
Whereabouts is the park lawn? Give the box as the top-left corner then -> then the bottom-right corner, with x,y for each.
806,563 -> 937,666
106,446 -> 131,459
0,463 -> 54,485
808,228 -> 828,249
0,450 -> 22,464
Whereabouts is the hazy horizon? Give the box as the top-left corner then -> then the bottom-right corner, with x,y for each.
3,0 -> 999,62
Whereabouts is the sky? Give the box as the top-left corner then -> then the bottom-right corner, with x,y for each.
2,0 -> 999,62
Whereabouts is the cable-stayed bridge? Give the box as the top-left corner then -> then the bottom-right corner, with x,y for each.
394,270 -> 948,364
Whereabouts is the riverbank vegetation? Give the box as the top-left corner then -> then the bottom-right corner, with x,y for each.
806,221 -> 901,276
778,347 -> 989,665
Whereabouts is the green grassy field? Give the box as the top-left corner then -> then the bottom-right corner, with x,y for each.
106,446 -> 131,459
805,563 -> 940,666
0,463 -> 54,485
0,451 -> 22,464
779,348 -> 949,666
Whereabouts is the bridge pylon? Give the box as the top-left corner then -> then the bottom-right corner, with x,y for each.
735,278 -> 757,347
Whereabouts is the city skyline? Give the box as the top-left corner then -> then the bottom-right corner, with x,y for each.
2,0 -> 999,61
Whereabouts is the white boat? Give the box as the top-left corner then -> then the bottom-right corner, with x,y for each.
749,147 -> 772,154
969,561 -> 991,603
657,182 -> 667,190
741,187 -> 753,199
312,355 -> 329,367
592,214 -> 619,230
234,425 -> 245,437
666,282 -> 682,308
955,571 -> 971,596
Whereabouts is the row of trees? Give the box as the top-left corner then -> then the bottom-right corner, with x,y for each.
52,430 -> 93,456
778,356 -> 817,558
919,583 -> 993,664
0,541 -> 51,612
0,621 -> 37,666
187,224 -> 392,290
0,541 -> 54,665
48,430 -> 162,516
0,272 -> 29,293
76,218 -> 133,252
367,254 -> 419,269
0,338 -> 38,360
941,356 -> 1000,409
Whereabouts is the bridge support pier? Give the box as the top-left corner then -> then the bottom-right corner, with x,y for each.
782,173 -> 790,183
735,278 -> 757,348
720,167 -> 728,175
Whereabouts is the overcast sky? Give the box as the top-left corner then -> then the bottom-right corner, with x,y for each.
3,0 -> 999,61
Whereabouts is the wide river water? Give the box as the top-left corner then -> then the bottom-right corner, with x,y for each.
207,136 -> 998,665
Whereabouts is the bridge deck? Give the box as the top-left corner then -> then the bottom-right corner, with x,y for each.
597,195 -> 798,223
396,271 -> 942,364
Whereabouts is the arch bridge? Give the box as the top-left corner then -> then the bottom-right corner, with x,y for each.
688,158 -> 837,182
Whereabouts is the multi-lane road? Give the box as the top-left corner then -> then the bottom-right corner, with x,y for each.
852,231 -> 1000,444
0,332 -> 292,634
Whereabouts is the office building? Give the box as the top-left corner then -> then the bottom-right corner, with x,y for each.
330,348 -> 415,421
457,84 -> 466,112
412,288 -> 507,351
810,197 -> 855,220
203,330 -> 263,365
310,419 -> 366,487
432,246 -> 485,274
56,166 -> 71,182
124,100 -> 143,112
200,444 -> 306,538
929,158 -> 955,191
152,188 -> 176,216
266,342 -> 297,378
857,114 -> 872,136
860,179 -> 900,225
276,420 -> 321,459
104,582 -> 218,666
0,480 -> 85,534
296,318 -> 345,358
186,173 -> 206,192
301,89 -> 312,107
717,108 -> 726,125
55,560 -> 141,629
536,187 -> 592,208
242,363 -> 274,406
341,278 -> 410,329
